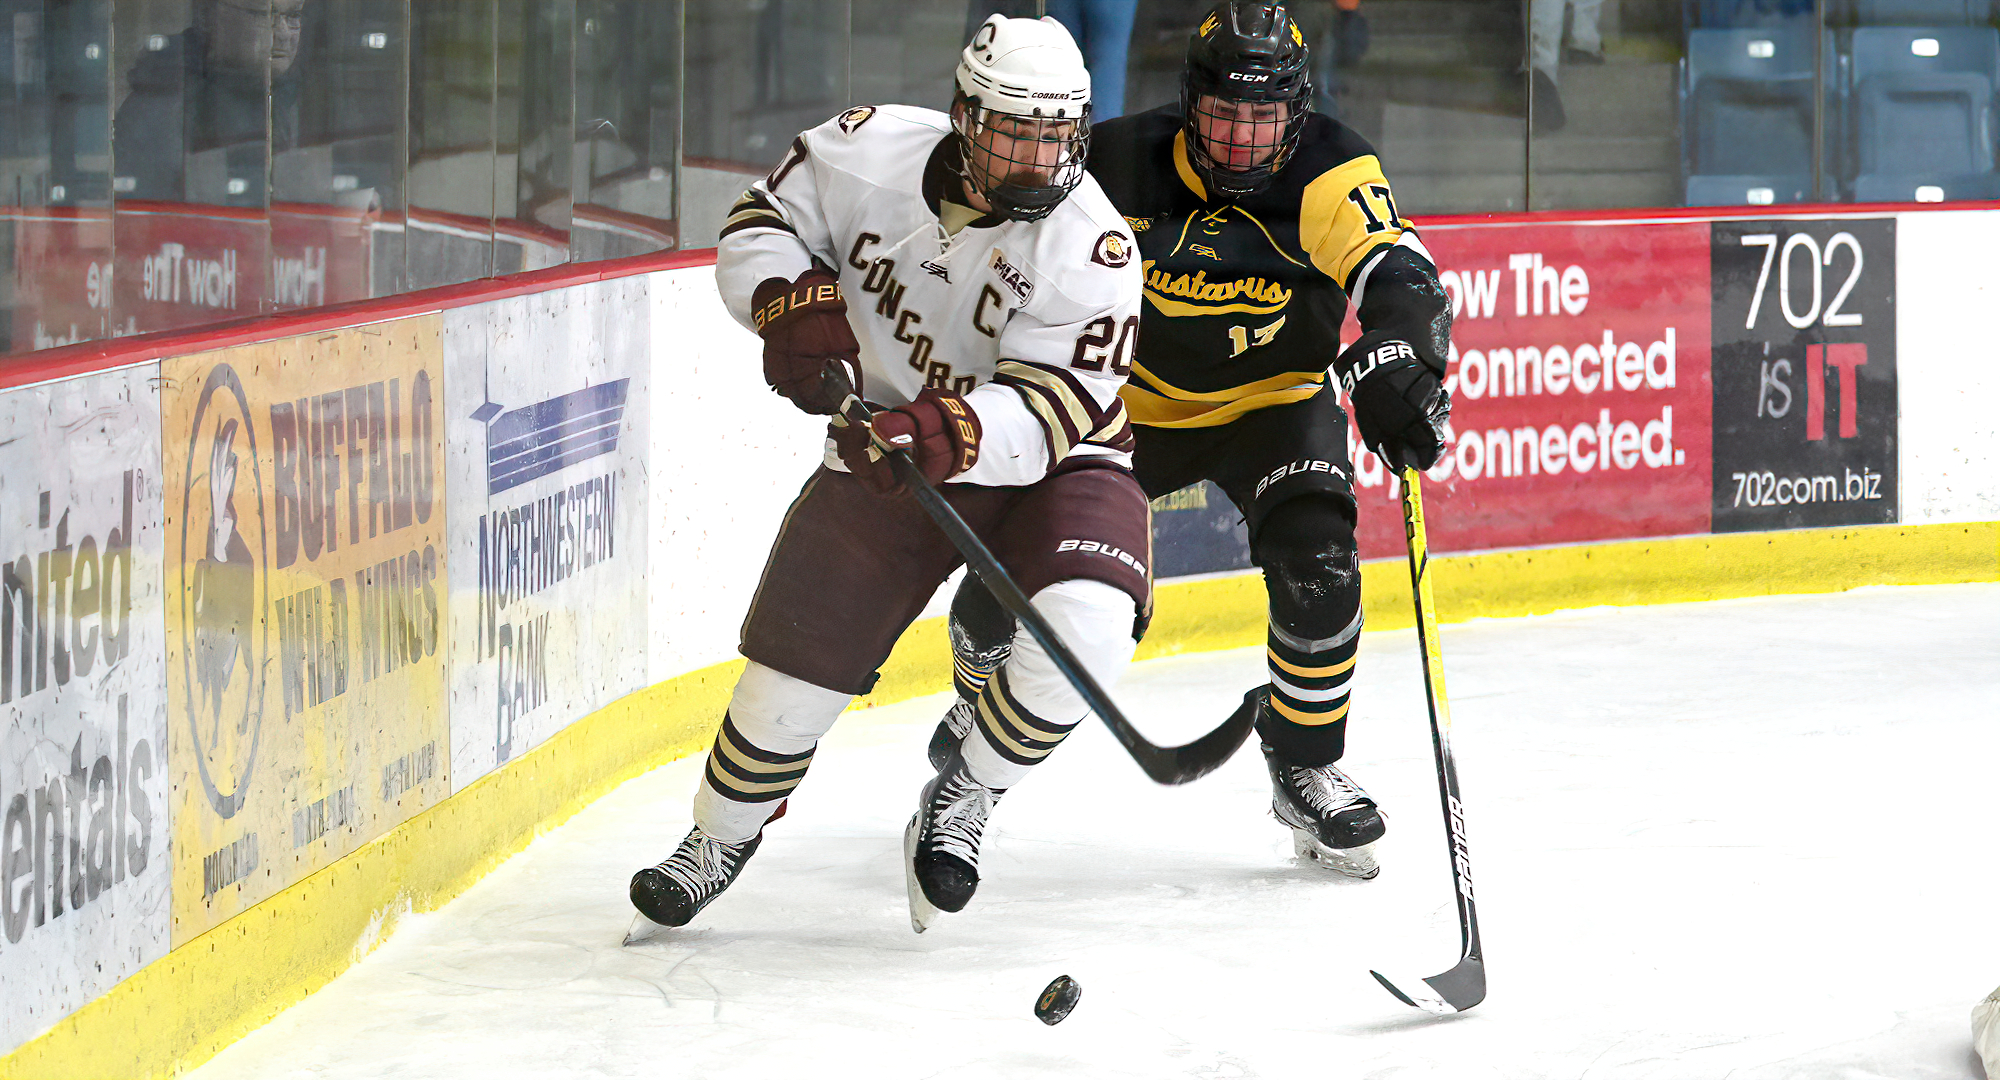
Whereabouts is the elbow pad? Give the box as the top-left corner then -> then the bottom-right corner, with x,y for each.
1355,247 -> 1452,377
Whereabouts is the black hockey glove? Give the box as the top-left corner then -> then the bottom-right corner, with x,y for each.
1335,330 -> 1451,473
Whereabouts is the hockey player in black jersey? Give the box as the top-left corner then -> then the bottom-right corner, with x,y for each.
937,0 -> 1452,879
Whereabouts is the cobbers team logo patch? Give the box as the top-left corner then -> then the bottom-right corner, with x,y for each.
1090,231 -> 1133,269
836,106 -> 876,135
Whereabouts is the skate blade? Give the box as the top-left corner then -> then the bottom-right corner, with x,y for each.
622,911 -> 670,947
1292,829 -> 1381,880
903,814 -> 940,935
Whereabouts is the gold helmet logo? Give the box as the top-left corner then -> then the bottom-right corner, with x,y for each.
1199,12 -> 1220,36
1290,20 -> 1304,46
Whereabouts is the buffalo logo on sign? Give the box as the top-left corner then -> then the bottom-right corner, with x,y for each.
174,363 -> 269,819
1710,219 -> 1896,531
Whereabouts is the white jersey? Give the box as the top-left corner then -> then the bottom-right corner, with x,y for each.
716,104 -> 1144,487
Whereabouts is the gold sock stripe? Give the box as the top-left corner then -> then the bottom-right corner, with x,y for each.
704,756 -> 805,801
1266,648 -> 1358,681
704,716 -> 816,802
1267,694 -> 1352,726
954,654 -> 998,690
975,671 -> 1076,765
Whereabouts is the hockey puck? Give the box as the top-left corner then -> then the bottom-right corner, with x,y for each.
1034,975 -> 1081,1025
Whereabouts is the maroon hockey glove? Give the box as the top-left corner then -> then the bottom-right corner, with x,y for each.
751,267 -> 862,415
830,389 -> 983,496
1335,330 -> 1452,473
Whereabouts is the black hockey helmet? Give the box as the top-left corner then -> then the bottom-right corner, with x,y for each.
1180,1 -> 1313,199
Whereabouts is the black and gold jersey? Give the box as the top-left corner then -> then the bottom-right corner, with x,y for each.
1089,104 -> 1429,428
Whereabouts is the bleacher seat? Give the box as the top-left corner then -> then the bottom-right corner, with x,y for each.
1682,26 -> 1821,204
1845,26 -> 1999,200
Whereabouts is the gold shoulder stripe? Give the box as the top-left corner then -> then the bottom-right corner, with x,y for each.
1298,154 -> 1404,286
1172,131 -> 1208,202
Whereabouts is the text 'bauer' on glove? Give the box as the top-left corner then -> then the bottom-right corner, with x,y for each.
1334,328 -> 1451,473
829,388 -> 984,497
750,266 -> 863,415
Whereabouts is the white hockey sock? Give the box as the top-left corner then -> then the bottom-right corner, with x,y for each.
693,661 -> 851,843
961,579 -> 1137,791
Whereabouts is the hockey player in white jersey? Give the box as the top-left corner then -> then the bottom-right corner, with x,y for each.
629,15 -> 1148,934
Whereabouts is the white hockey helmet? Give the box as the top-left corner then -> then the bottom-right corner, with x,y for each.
952,15 -> 1093,221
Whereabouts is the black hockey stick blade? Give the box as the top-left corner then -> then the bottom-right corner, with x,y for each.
829,380 -> 1251,784
1369,958 -> 1486,1015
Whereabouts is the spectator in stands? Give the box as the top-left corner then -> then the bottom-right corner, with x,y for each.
114,0 -> 307,202
1047,0 -> 1138,118
967,1 -> 1137,119
1314,0 -> 1370,118
1528,0 -> 1603,133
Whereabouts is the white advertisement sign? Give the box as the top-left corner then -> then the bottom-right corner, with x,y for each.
645,268 -> 825,683
447,279 -> 652,792
0,365 -> 170,1054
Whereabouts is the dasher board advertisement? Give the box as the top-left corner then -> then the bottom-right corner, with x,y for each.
1355,220 -> 1714,560
0,367 -> 170,1054
446,279 -> 651,793
1710,218 -> 1897,531
1150,482 -> 1251,580
162,320 -> 450,944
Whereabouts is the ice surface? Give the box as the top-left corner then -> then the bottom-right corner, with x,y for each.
188,585 -> 2000,1080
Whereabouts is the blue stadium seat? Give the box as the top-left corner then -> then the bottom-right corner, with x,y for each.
1682,26 -> 1821,204
1846,26 -> 1999,200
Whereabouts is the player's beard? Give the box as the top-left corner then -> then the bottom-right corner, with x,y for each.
1002,168 -> 1057,190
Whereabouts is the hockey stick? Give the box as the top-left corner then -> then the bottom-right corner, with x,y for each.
1369,468 -> 1485,1014
832,387 -> 1254,785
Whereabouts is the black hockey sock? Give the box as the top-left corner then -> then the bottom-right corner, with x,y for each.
1253,497 -> 1363,767
949,573 -> 1016,701
1261,622 -> 1359,767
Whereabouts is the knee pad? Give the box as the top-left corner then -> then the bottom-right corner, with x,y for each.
949,572 -> 1017,661
961,579 -> 1136,790
725,661 -> 851,753
1004,579 -> 1139,720
694,663 -> 851,842
1254,497 -> 1360,638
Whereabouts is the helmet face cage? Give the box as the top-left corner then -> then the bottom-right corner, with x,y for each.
1180,1 -> 1313,198
953,93 -> 1093,222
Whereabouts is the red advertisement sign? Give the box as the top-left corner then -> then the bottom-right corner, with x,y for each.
7,201 -> 373,353
1351,220 -> 1714,561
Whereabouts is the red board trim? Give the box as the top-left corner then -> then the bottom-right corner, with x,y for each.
0,247 -> 721,393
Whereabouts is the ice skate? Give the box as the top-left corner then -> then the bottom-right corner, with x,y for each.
626,825 -> 763,937
926,697 -> 977,770
904,749 -> 1004,933
1263,743 -> 1385,879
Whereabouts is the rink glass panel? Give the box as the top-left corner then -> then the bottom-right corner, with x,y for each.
0,2 -> 1988,350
